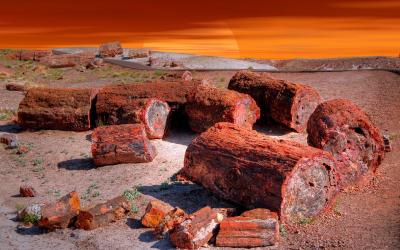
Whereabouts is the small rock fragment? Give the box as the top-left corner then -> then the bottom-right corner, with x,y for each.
19,185 -> 37,197
0,132 -> 18,148
128,48 -> 151,58
383,135 -> 392,152
155,207 -> 188,239
141,200 -> 174,228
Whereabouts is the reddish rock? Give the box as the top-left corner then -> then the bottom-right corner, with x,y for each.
307,99 -> 385,187
39,52 -> 95,68
75,196 -> 131,230
216,209 -> 279,248
185,85 -> 260,132
170,207 -> 224,249
128,48 -> 151,58
0,64 -> 14,77
141,200 -> 174,228
95,93 -> 171,139
19,185 -> 37,197
160,71 -> 193,82
155,207 -> 188,238
383,135 -> 392,152
228,70 -> 321,132
20,50 -> 52,61
38,191 -> 80,230
91,124 -> 157,166
6,83 -> 26,92
18,87 -> 98,131
180,122 -> 339,225
0,132 -> 18,148
98,41 -> 123,58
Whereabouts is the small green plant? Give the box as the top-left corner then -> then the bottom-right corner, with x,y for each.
23,213 -> 40,224
32,158 -> 43,166
154,70 -> 166,77
130,204 -> 139,214
45,68 -> 64,80
81,183 -> 100,200
0,110 -> 15,121
279,224 -> 288,237
123,187 -> 141,201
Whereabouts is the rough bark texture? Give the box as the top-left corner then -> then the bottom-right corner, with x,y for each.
91,124 -> 157,166
18,87 -> 98,131
75,196 -> 131,230
38,191 -> 80,230
11,50 -> 52,61
170,207 -> 224,249
95,93 -> 171,139
6,83 -> 26,92
216,208 -> 279,248
19,185 -> 37,197
141,200 -> 174,228
98,41 -> 123,58
154,207 -> 188,239
39,52 -> 95,68
181,122 -> 339,224
185,85 -> 260,132
307,99 -> 385,187
228,70 -> 321,132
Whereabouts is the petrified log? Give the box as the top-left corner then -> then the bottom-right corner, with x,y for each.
75,196 -> 131,230
39,52 -> 95,68
155,207 -> 188,239
307,99 -> 385,187
228,70 -> 321,132
98,41 -> 123,58
128,48 -> 151,58
95,93 -> 171,139
141,200 -> 174,228
185,85 -> 260,132
38,191 -> 80,230
160,71 -> 193,82
18,87 -> 98,131
181,122 -> 339,224
170,207 -> 224,249
19,185 -> 37,197
20,50 -> 52,61
91,124 -> 157,166
6,83 -> 26,92
216,208 -> 279,248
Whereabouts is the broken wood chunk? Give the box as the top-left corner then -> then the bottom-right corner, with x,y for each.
95,93 -> 171,139
180,122 -> 339,224
216,208 -> 279,248
307,99 -> 385,187
141,200 -> 174,228
19,185 -> 37,197
38,191 -> 80,230
185,85 -> 260,132
98,41 -> 123,58
383,135 -> 392,152
0,132 -> 18,148
39,52 -> 95,68
228,70 -> 321,132
18,87 -> 98,131
91,124 -> 157,166
155,207 -> 188,239
170,207 -> 224,249
6,83 -> 26,92
75,196 -> 131,230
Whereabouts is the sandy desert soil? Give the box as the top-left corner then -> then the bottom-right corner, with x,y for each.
0,56 -> 399,249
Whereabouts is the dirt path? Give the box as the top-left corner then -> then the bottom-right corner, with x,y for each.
0,70 -> 399,249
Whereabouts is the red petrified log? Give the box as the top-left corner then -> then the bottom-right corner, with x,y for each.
75,196 -> 131,230
141,200 -> 174,228
170,207 -> 224,249
185,85 -> 260,132
307,99 -> 385,187
38,191 -> 80,230
98,41 -> 123,58
216,208 -> 279,247
19,185 -> 37,197
181,122 -> 339,224
6,83 -> 26,92
91,124 -> 157,166
95,92 -> 171,139
39,52 -> 95,68
18,87 -> 98,131
228,70 -> 321,132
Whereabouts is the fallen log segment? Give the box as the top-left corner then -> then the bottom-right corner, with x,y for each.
141,200 -> 174,228
180,122 -> 339,224
216,208 -> 279,248
39,52 -> 95,68
38,191 -> 80,230
75,196 -> 131,230
228,70 -> 321,132
170,207 -> 224,249
155,207 -> 188,239
185,85 -> 260,132
307,99 -> 385,187
91,124 -> 157,166
18,87 -> 98,131
95,93 -> 171,139
98,41 -> 123,58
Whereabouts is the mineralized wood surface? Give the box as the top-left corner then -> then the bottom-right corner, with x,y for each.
181,122 -> 339,224
228,70 -> 321,132
307,99 -> 385,187
98,41 -> 123,57
170,207 -> 224,249
39,52 -> 95,68
38,191 -> 80,230
216,208 -> 279,248
91,124 -> 157,166
185,85 -> 260,132
141,200 -> 174,228
75,196 -> 131,230
95,94 -> 170,139
18,87 -> 98,131
154,207 -> 188,239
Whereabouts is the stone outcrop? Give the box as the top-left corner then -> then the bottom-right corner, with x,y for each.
98,41 -> 123,58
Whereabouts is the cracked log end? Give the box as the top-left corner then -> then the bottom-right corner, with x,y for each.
38,191 -> 80,230
141,200 -> 174,228
181,122 -> 339,225
91,124 -> 157,166
307,99 -> 385,187
143,99 -> 170,139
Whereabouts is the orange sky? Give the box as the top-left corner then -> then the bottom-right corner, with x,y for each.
0,0 -> 399,59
